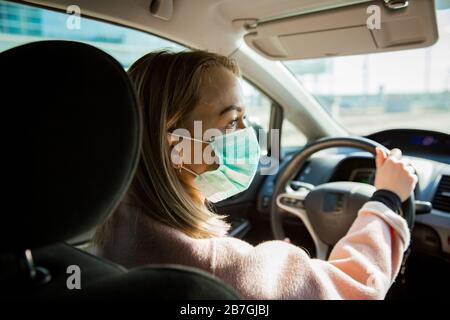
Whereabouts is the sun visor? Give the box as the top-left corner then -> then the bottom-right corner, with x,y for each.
241,0 -> 438,60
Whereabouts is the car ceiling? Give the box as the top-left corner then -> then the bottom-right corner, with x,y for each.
21,0 -> 374,56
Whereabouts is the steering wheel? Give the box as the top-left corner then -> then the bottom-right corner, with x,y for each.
271,136 -> 415,260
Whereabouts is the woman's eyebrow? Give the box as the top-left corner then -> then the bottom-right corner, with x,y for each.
219,105 -> 242,115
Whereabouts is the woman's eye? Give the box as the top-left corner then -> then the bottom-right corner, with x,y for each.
226,119 -> 238,130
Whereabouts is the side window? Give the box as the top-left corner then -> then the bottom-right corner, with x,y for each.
241,79 -> 272,153
0,0 -> 185,68
0,0 -> 305,150
241,79 -> 308,151
281,119 -> 307,148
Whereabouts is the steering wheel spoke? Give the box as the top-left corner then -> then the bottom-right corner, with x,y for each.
276,190 -> 330,260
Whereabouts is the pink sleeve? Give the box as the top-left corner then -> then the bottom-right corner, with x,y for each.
212,201 -> 410,300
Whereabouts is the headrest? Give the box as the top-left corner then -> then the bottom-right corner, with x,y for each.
0,41 -> 141,252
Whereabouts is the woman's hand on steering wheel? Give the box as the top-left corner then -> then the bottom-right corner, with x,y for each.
374,147 -> 418,202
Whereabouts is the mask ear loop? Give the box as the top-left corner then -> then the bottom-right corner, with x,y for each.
168,132 -> 200,175
168,133 -> 215,178
170,133 -> 207,144
180,165 -> 200,178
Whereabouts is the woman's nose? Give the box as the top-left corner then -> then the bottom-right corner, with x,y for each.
239,118 -> 247,129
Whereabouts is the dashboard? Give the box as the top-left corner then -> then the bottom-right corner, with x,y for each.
258,129 -> 450,257
367,129 -> 450,164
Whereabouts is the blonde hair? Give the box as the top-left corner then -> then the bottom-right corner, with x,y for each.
94,50 -> 240,242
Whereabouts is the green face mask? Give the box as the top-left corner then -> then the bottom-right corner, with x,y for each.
179,127 -> 261,203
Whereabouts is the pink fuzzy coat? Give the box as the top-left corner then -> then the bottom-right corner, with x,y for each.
93,201 -> 410,299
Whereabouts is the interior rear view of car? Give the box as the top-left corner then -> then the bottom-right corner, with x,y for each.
1,0 -> 449,308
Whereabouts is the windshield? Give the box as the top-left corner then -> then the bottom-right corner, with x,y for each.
283,8 -> 450,136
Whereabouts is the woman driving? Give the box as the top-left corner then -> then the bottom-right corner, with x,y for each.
92,50 -> 417,299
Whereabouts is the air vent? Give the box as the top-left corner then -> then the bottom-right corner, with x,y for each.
432,175 -> 450,213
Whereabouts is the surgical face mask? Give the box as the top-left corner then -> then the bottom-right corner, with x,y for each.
172,127 -> 261,203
